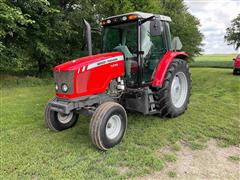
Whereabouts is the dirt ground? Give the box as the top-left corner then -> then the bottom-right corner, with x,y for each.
141,139 -> 240,180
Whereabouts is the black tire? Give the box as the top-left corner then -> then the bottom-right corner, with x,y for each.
155,59 -> 191,118
233,69 -> 237,75
44,99 -> 79,131
233,69 -> 239,75
89,101 -> 127,151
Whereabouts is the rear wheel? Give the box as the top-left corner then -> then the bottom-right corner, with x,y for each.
89,102 -> 127,151
44,99 -> 79,131
155,59 -> 191,118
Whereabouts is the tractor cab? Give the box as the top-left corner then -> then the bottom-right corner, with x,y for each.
101,12 -> 172,86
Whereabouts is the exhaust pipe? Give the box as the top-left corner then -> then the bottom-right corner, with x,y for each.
83,19 -> 92,55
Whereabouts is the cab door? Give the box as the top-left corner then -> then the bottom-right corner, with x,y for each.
140,20 -> 169,83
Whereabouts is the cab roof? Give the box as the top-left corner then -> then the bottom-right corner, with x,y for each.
104,11 -> 172,22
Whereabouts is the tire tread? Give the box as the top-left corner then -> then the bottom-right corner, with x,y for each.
89,101 -> 127,150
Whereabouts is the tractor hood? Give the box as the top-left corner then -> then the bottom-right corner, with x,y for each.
53,52 -> 124,72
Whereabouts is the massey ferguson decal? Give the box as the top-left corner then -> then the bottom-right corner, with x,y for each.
87,55 -> 124,70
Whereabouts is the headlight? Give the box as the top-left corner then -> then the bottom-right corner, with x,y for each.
55,84 -> 58,91
61,83 -> 68,93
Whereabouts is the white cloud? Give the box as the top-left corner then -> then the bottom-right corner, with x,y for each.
184,0 -> 240,54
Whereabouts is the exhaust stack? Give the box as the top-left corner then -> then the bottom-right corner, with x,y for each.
83,19 -> 92,55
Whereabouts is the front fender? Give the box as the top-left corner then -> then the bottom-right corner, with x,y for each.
152,51 -> 189,87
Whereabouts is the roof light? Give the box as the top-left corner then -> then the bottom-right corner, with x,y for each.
128,15 -> 138,20
101,20 -> 106,25
122,16 -> 127,21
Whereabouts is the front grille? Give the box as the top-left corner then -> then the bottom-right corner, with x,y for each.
54,71 -> 74,94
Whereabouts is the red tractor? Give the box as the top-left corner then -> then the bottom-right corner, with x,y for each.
233,54 -> 240,75
44,12 -> 191,150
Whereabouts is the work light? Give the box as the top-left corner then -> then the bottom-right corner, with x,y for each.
55,84 -> 58,91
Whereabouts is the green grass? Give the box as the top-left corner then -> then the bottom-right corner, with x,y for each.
228,155 -> 240,162
163,154 -> 177,162
168,171 -> 177,178
194,54 -> 236,61
0,74 -> 52,89
1,68 -> 240,179
171,143 -> 181,151
190,54 -> 236,68
188,141 -> 207,150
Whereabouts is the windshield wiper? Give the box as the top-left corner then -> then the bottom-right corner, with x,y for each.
139,16 -> 155,25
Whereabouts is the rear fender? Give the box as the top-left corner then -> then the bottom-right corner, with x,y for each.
152,51 -> 189,87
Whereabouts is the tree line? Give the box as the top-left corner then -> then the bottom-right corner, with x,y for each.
0,0 -> 203,75
225,14 -> 240,51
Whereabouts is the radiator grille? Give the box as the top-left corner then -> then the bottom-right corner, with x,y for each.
54,71 -> 74,94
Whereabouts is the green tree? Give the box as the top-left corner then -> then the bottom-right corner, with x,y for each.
159,0 -> 203,56
0,0 -> 34,71
1,0 -> 93,74
225,14 -> 240,50
95,0 -> 203,56
0,0 -> 203,75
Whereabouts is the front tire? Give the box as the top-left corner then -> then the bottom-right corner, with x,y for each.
233,69 -> 240,75
44,99 -> 79,131
155,59 -> 191,118
89,102 -> 127,151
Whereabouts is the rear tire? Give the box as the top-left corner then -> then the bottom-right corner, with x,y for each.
155,59 -> 191,118
89,102 -> 127,151
44,99 -> 79,131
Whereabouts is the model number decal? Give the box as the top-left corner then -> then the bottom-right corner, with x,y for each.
87,55 -> 123,70
110,63 -> 118,68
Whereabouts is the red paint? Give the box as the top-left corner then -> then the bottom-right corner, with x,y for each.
54,52 -> 125,99
152,51 -> 189,87
233,55 -> 240,69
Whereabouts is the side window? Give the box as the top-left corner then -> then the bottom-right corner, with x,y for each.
141,21 -> 166,82
164,22 -> 172,50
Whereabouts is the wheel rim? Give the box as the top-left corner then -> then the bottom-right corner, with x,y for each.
57,112 -> 73,124
170,72 -> 188,108
106,115 -> 122,139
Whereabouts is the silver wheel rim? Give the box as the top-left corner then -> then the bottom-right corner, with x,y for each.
106,115 -> 122,139
170,72 -> 188,108
57,112 -> 73,124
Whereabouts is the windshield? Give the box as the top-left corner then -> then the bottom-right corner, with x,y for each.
102,22 -> 138,85
102,22 -> 138,55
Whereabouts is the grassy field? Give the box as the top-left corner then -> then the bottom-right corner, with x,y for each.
1,68 -> 240,179
190,54 -> 237,68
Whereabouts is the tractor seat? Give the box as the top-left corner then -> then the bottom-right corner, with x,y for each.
113,45 -> 133,59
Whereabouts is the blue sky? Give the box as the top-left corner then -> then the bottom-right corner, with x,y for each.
184,0 -> 240,54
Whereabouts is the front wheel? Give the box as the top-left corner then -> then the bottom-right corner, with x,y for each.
44,99 -> 79,131
155,59 -> 191,118
89,102 -> 127,151
233,69 -> 239,75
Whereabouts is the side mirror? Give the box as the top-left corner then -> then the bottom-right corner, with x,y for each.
150,19 -> 162,36
171,37 -> 182,51
233,58 -> 236,61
